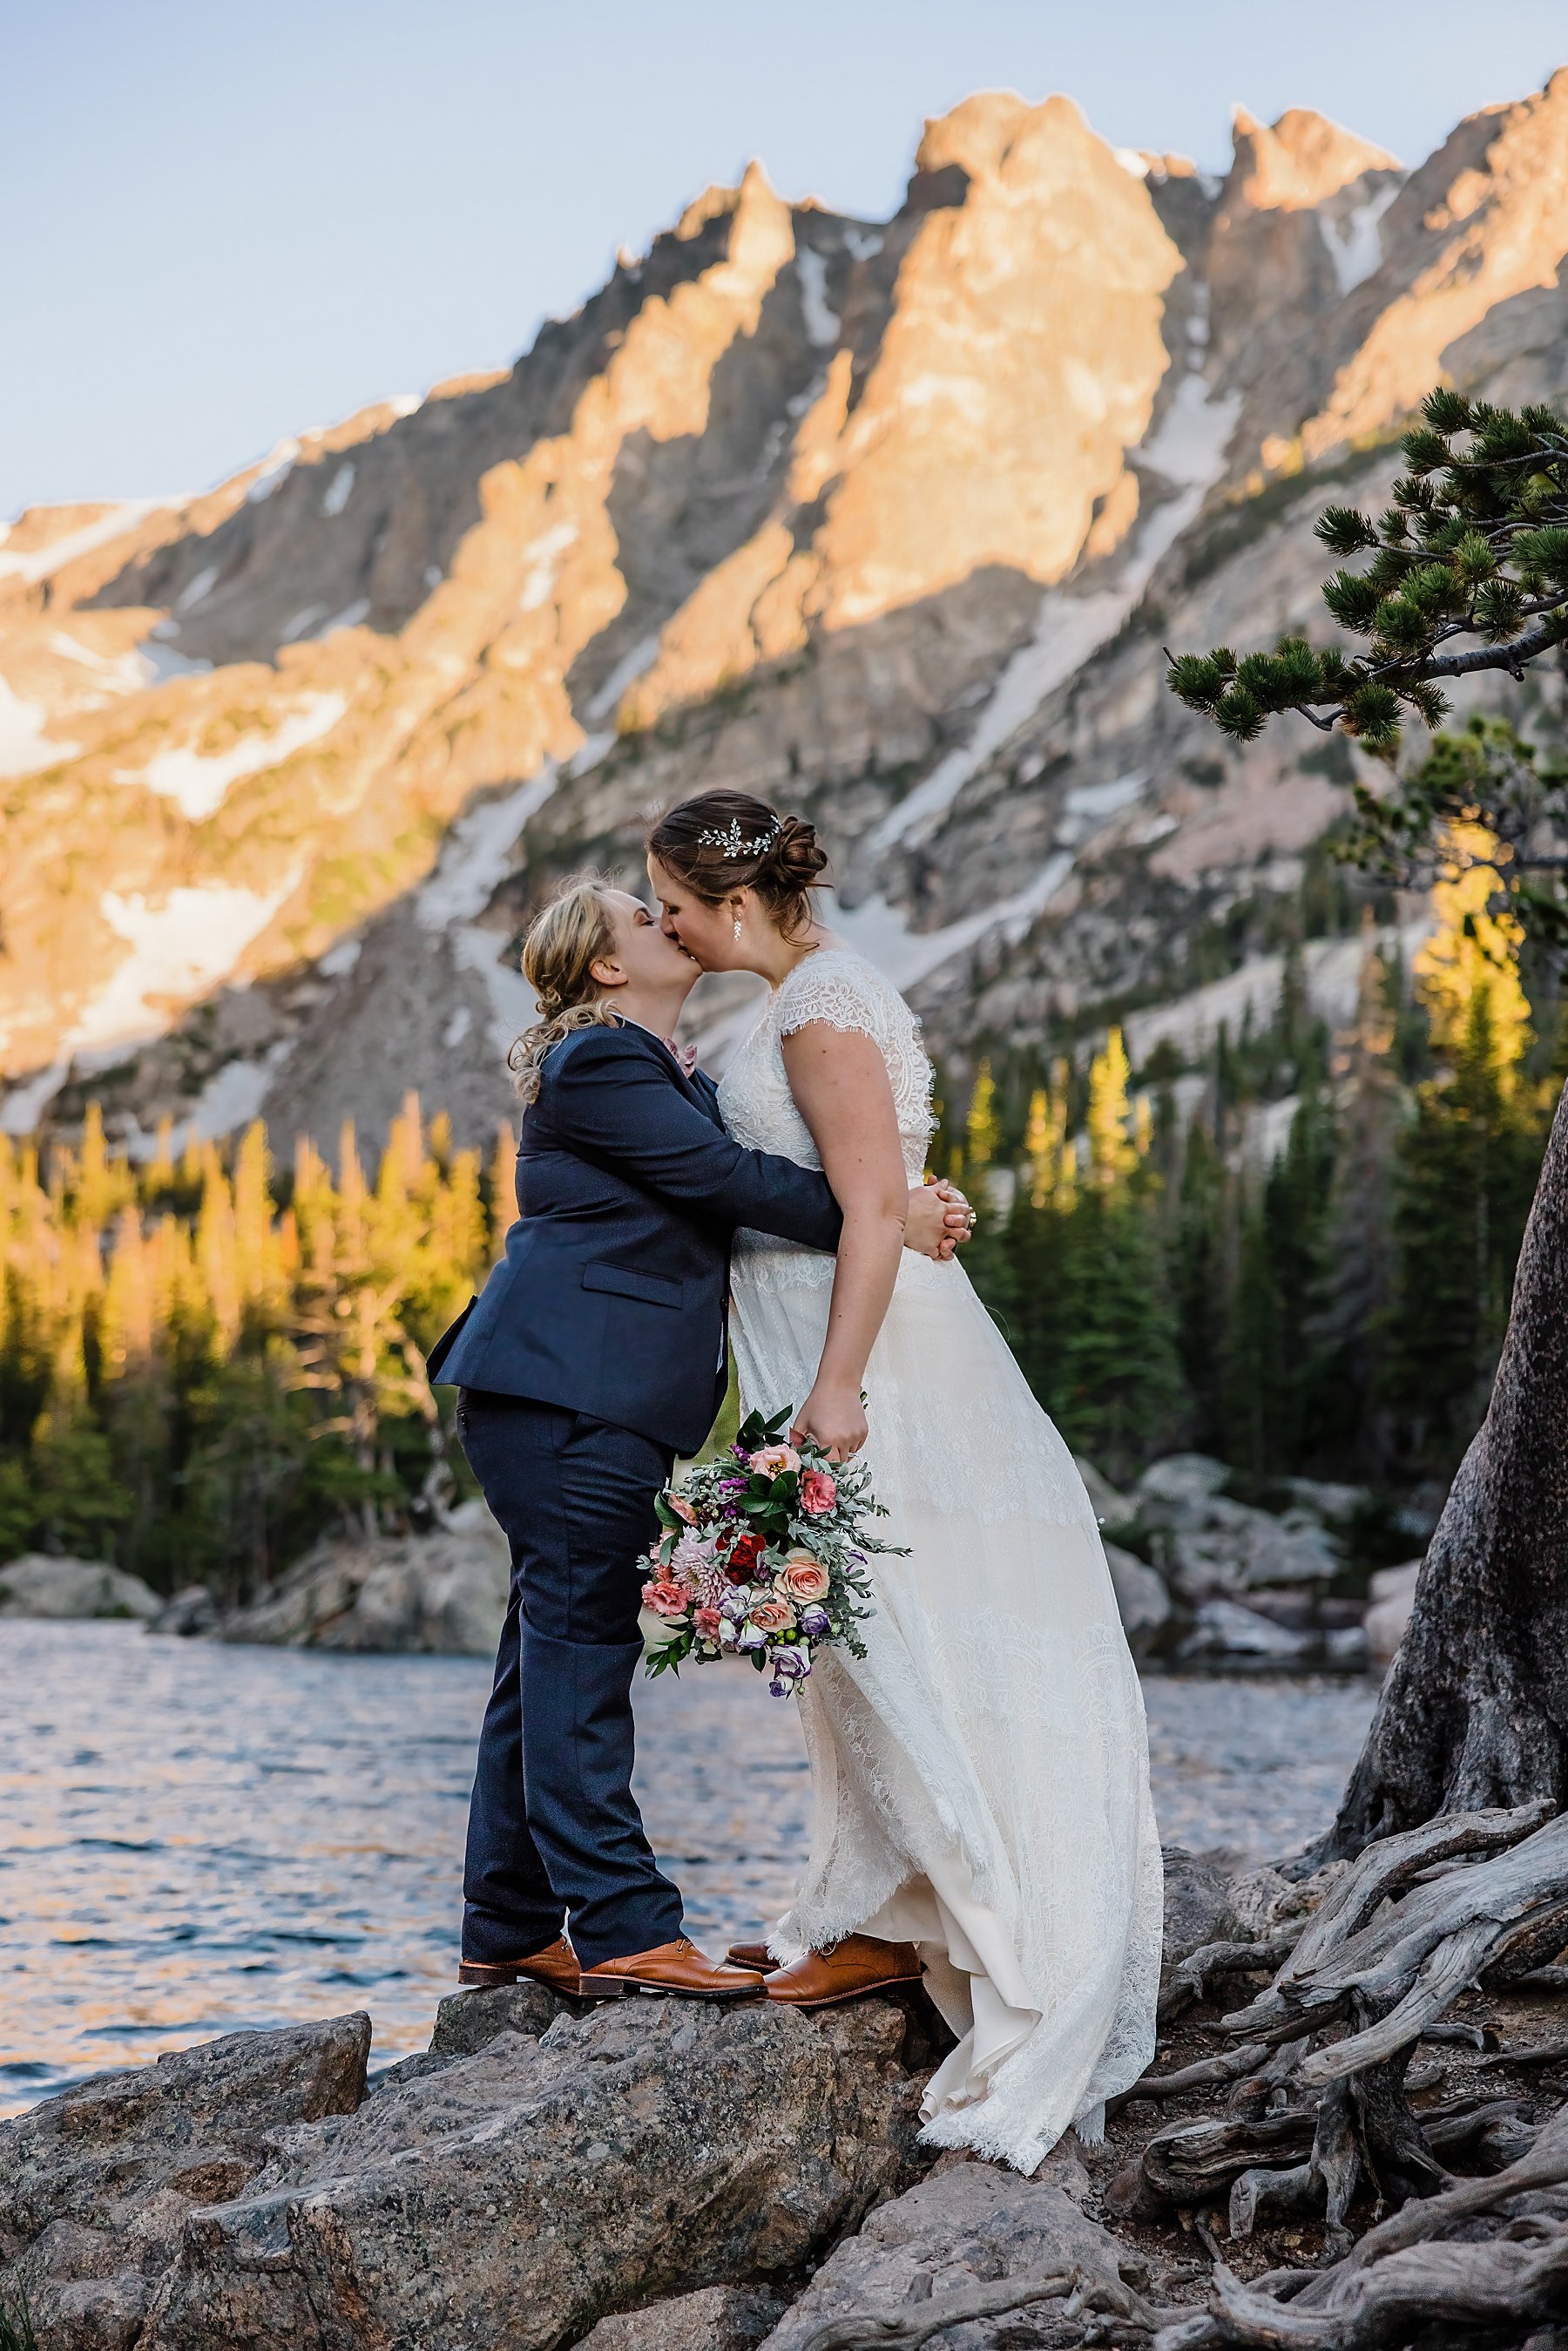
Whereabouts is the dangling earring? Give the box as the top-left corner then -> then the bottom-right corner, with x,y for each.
733,911 -> 743,940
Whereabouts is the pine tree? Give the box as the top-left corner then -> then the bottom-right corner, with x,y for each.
1262,1084 -> 1338,1466
1055,1032 -> 1181,1478
1220,1179 -> 1287,1482
1313,928 -> 1407,1471
1379,824 -> 1541,1475
1169,1119 -> 1228,1455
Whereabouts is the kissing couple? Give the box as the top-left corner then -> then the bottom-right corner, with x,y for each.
429,788 -> 1162,2170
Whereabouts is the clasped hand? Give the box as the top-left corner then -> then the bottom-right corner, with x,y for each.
904,1176 -> 972,1260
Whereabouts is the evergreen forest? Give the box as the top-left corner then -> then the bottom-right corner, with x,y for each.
0,735 -> 1558,1598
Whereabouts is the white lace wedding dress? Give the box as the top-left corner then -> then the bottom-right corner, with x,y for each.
717,947 -> 1162,2171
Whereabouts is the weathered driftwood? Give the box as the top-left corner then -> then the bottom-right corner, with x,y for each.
1109,2043 -> 1272,2116
1277,1801 -> 1552,1992
1193,2231 -> 1568,2348
1159,1938 -> 1300,2024
1345,2019 -> 1447,2204
1227,2159 -> 1317,2239
1143,2110 -> 1317,2206
1510,1962 -> 1568,1994
1152,2102 -> 1568,2348
1221,1810 -> 1568,2083
795,2261 -> 1184,2350
1294,1919 -> 1497,2085
1477,2034 -> 1568,2068
1479,1892 -> 1568,1986
1224,2038 -> 1312,2120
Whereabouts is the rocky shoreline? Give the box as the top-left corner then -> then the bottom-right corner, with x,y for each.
11,1829 -> 1565,2350
1,1853 -> 1237,2351
0,1456 -> 1424,1677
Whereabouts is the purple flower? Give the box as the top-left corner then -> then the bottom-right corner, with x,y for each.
798,1604 -> 831,1638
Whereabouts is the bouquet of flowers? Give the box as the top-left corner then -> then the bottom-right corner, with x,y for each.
641,1406 -> 904,1697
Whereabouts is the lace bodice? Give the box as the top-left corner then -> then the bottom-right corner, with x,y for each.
717,948 -> 935,1181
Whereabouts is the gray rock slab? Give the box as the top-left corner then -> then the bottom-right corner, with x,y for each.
1177,1597 -> 1315,1664
145,1584 -> 220,1637
0,2013 -> 369,2351
1133,1454 -> 1229,1528
1103,1542 -> 1170,1638
1169,1510 -> 1341,1598
138,1996 -> 926,2351
756,2158 -> 1131,2351
220,1518 -> 509,1654
0,1555 -> 161,1621
1072,1455 -> 1134,1529
578,2284 -> 789,2351
1281,1476 -> 1369,1524
427,1979 -> 564,2057
1160,1847 -> 1239,1972
1365,1560 -> 1423,1670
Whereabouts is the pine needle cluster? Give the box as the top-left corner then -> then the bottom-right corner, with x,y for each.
1166,391 -> 1568,755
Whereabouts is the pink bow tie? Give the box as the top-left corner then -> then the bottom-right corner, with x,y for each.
663,1037 -> 699,1078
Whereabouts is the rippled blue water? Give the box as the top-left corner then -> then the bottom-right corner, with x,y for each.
0,1623 -> 1375,2117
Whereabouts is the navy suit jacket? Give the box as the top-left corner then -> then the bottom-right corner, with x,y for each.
426,1021 -> 842,1454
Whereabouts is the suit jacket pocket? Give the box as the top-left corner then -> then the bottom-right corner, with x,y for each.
582,1261 -> 685,1309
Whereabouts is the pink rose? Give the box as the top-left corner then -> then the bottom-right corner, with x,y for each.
781,1555 -> 830,1602
641,1579 -> 690,1620
749,1444 -> 801,1479
693,1606 -> 723,1640
799,1468 -> 837,1515
667,1492 -> 699,1525
747,1596 -> 797,1635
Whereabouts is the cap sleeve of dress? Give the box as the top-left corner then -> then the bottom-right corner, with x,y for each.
775,952 -> 891,1047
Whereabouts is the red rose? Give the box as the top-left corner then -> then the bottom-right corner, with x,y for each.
726,1530 -> 766,1582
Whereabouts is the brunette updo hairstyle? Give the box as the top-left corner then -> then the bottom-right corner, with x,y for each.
645,789 -> 828,943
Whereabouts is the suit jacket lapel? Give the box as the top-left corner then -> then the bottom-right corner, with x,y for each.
617,1016 -> 724,1128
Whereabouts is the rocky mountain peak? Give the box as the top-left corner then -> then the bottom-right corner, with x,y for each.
4,71 -> 1568,1156
1228,105 -> 1401,212
1298,69 -> 1568,464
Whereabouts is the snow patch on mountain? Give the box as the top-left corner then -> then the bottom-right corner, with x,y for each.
321,462 -> 355,517
1321,181 -> 1402,295
871,367 -> 1240,855
834,853 -> 1078,990
246,439 -> 301,504
117,693 -> 348,822
0,679 -> 76,777
0,501 -> 168,586
796,248 -> 840,347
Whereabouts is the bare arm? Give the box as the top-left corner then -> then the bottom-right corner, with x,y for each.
781,1023 -> 909,1461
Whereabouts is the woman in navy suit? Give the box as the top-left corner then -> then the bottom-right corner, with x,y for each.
428,877 -> 965,2002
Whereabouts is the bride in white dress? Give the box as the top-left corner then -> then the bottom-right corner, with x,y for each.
647,790 -> 1162,2171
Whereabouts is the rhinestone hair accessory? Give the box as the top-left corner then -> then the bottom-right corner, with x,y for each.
697,817 -> 781,859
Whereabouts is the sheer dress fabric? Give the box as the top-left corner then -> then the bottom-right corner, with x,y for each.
717,948 -> 1162,2171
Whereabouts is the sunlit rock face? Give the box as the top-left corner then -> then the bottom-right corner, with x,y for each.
5,75 -> 1568,1150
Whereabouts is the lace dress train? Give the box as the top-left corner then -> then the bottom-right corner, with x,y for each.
716,950 -> 1162,2172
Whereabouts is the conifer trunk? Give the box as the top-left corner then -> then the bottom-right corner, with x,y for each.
1324,1078 -> 1568,1857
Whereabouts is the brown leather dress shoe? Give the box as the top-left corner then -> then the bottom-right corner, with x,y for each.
577,1936 -> 765,2002
725,1941 -> 778,1972
764,1934 -> 923,2008
457,1935 -> 580,1995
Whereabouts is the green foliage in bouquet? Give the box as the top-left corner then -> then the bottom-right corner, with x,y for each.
1167,391 -> 1568,758
643,1404 -> 905,1694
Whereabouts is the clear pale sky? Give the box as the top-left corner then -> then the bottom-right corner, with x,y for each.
4,1 -> 1565,518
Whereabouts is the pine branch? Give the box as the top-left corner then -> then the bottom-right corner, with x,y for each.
1166,393 -> 1568,756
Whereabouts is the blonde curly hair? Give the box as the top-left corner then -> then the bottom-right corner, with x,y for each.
506,875 -> 622,1104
